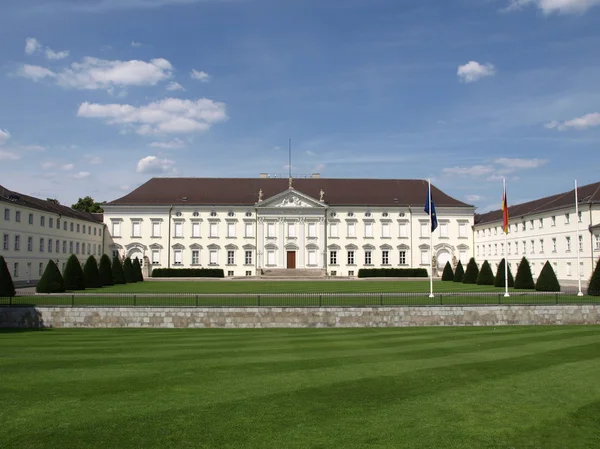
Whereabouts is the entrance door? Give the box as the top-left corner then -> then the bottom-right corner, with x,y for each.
286,251 -> 296,269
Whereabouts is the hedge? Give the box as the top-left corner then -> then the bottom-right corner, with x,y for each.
476,260 -> 495,285
83,256 -> 103,289
453,261 -> 465,283
514,257 -> 535,290
441,262 -> 454,281
99,254 -> 113,286
64,254 -> 86,291
588,257 -> 600,296
535,261 -> 561,292
112,257 -> 126,284
152,268 -> 225,278
462,258 -> 479,284
494,258 -> 514,288
133,258 -> 144,282
357,268 -> 428,278
0,255 -> 16,297
36,260 -> 65,293
123,257 -> 137,283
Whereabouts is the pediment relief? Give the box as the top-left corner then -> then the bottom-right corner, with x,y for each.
258,189 -> 325,209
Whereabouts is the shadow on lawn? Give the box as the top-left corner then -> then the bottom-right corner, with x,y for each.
0,305 -> 49,330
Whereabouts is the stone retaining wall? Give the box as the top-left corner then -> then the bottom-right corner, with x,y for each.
1,305 -> 600,328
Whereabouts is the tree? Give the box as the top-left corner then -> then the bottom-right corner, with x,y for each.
64,254 -> 86,290
453,261 -> 465,283
83,256 -> 102,288
536,261 -> 561,292
514,257 -> 535,290
441,262 -> 454,281
99,254 -> 113,286
36,260 -> 65,293
46,198 -> 60,205
0,256 -> 16,297
588,257 -> 600,296
71,196 -> 105,213
462,258 -> 479,284
133,258 -> 144,282
476,260 -> 495,285
494,259 -> 514,288
112,256 -> 126,284
123,257 -> 137,283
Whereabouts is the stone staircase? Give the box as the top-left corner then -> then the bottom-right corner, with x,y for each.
260,268 -> 326,279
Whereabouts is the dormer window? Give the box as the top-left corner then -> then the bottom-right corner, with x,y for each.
193,211 -> 200,217
210,211 -> 217,217
175,211 -> 182,217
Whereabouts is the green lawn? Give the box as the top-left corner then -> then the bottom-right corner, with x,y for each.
1,327 -> 600,448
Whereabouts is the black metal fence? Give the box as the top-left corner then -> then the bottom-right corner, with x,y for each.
1,291 -> 599,307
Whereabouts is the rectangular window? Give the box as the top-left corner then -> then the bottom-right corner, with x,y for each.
399,223 -> 407,238
567,262 -> 572,276
152,250 -> 160,264
330,250 -> 337,265
227,223 -> 236,238
209,250 -> 218,265
245,250 -> 252,265
132,222 -> 141,237
382,250 -> 389,265
308,223 -> 316,238
112,221 -> 121,237
522,222 -> 526,231
530,240 -> 535,254
15,211 -> 20,222
77,224 -> 80,233
3,234 -> 8,251
399,251 -> 406,265
191,250 -> 199,265
476,245 -> 480,257
539,239 -> 544,253
97,245 -> 101,255
41,216 -> 45,227
539,218 -> 544,229
174,250 -> 182,265
365,251 -> 372,265
39,263 -> 43,277
227,250 -> 235,265
14,235 -> 20,251
308,250 -> 317,266
40,238 -> 44,252
530,220 -> 534,230
267,223 -> 276,238
245,223 -> 253,238
192,222 -> 200,238
13,262 -> 19,278
348,222 -> 356,238
522,240 -> 526,254
420,223 -> 428,237
210,222 -> 219,237
515,241 -> 518,254
420,250 -> 428,265
174,222 -> 183,237
49,217 -> 54,228
88,226 -> 91,235
63,221 -> 67,231
459,223 -> 467,238
152,221 -> 161,237
70,222 -> 74,232
330,223 -> 339,238
69,241 -> 73,254
29,213 -> 34,225
507,242 -> 511,255
347,250 -> 355,265
82,225 -> 86,234
595,235 -> 600,250
365,222 -> 373,238
566,236 -> 571,252
4,208 -> 9,220
579,235 -> 584,251
565,213 -> 570,224
494,244 -> 498,256
494,227 -> 497,235
93,228 -> 97,236
48,238 -> 53,253
552,238 -> 557,252
28,236 -> 33,252
76,242 -> 80,254
288,223 -> 296,238
382,223 -> 390,238
87,243 -> 91,255
63,241 -> 67,253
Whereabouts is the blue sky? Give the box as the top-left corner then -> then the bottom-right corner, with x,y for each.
1,0 -> 599,211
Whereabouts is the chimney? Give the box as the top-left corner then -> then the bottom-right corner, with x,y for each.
311,173 -> 321,179
259,173 -> 269,179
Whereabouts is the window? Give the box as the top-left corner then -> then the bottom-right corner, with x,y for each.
539,218 -> 543,229
15,211 -> 21,222
87,243 -> 91,255
48,239 -> 53,253
288,223 -> 296,238
522,240 -> 526,254
112,221 -> 121,237
459,223 -> 467,238
40,238 -> 44,252
522,222 -> 526,231
93,228 -> 97,236
566,236 -> 571,252
97,245 -> 101,255
365,212 -> 371,217
382,250 -> 389,265
63,241 -> 67,253
365,251 -> 372,265
267,223 -> 276,238
245,250 -> 252,265
565,213 -> 570,224
4,208 -> 9,220
420,250 -> 429,265
14,235 -> 20,251
174,222 -> 183,237
515,241 -> 518,254
365,222 -> 374,238
69,241 -> 73,253
76,242 -> 80,254
348,222 -> 356,238
28,237 -> 33,252
227,270 -> 234,276
477,245 -> 480,257
330,250 -> 337,265
49,217 -> 54,228
567,262 -> 572,276
39,262 -> 43,276
192,222 -> 200,238
152,250 -> 160,264
399,223 -> 408,238
382,223 -> 390,238
347,250 -> 355,265
174,249 -> 183,265
245,223 -> 254,238
13,262 -> 19,278
347,212 -> 354,217
3,234 -> 8,251
88,226 -> 91,235
552,237 -> 557,253
308,250 -> 317,266
420,223 -> 428,237
308,223 -> 316,238
210,211 -> 217,217
191,250 -> 199,265
82,225 -> 86,234
494,227 -> 497,236
41,216 -> 45,226
205,222 -> 220,240
63,221 -> 67,231
227,250 -> 235,265
579,235 -> 583,252
70,222 -> 74,232
112,250 -> 119,259
132,221 -> 141,237
330,223 -> 339,238
530,240 -> 535,254
595,235 -> 600,250
227,223 -> 236,238
494,243 -> 498,256
578,211 -> 582,222
209,250 -> 218,265
530,220 -> 534,230
29,213 -> 33,225
152,221 -> 161,237
399,251 -> 406,265
539,239 -> 544,253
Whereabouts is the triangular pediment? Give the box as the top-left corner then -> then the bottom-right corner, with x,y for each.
257,188 -> 325,209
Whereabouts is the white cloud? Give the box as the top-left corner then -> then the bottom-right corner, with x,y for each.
149,138 -> 186,149
442,165 -> 495,176
457,61 -> 496,83
504,0 -> 600,14
41,161 -> 75,170
20,144 -> 46,151
0,150 -> 20,161
17,57 -> 173,91
0,129 -> 10,144
545,112 -> 600,131
61,163 -> 74,170
25,37 -> 41,55
166,81 -> 185,91
494,158 -> 548,169
45,48 -> 69,60
466,194 -> 483,202
84,155 -> 102,165
131,41 -> 142,47
136,155 -> 176,174
72,171 -> 91,179
77,97 -> 227,135
191,69 -> 210,82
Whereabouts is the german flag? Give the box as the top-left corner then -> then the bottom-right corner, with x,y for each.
502,182 -> 509,234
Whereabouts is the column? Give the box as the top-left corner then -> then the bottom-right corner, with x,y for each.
279,217 -> 285,267
298,217 -> 305,268
257,217 -> 264,269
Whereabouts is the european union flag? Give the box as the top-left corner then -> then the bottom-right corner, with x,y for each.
424,195 -> 438,232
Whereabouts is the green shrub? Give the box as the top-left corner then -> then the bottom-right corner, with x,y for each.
535,261 -> 561,292
0,255 -> 16,297
476,260 -> 495,285
494,259 -> 514,288
151,268 -> 225,278
514,257 -> 535,290
123,257 -> 137,283
64,254 -> 86,291
99,254 -> 113,286
453,261 -> 464,282
357,268 -> 428,278
36,260 -> 65,293
462,258 -> 479,284
133,258 -> 144,282
588,257 -> 600,296
112,257 -> 126,284
83,256 -> 102,289
441,262 -> 454,281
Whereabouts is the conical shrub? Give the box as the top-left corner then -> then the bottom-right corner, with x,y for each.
123,257 -> 137,283
462,258 -> 479,284
494,258 -> 514,288
99,254 -> 113,286
441,262 -> 454,281
133,258 -> 144,282
453,261 -> 465,282
83,256 -> 102,288
36,260 -> 65,293
0,255 -> 16,297
535,261 -> 561,292
112,256 -> 126,284
476,260 -> 495,285
514,257 -> 535,290
588,257 -> 600,296
64,254 -> 86,290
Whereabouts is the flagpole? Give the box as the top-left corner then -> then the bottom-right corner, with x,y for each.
575,179 -> 583,296
429,179 -> 434,298
503,178 -> 510,297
